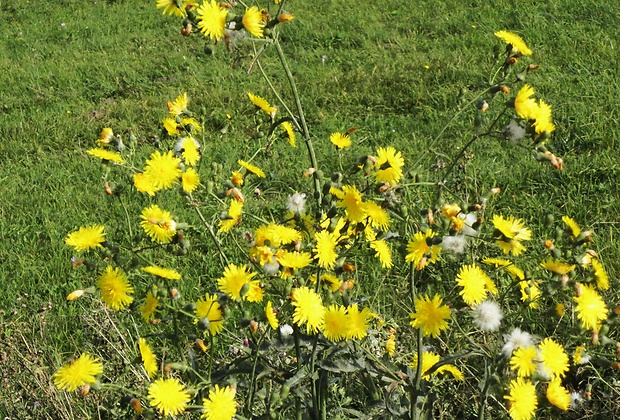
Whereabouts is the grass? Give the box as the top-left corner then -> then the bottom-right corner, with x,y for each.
1,0 -> 619,418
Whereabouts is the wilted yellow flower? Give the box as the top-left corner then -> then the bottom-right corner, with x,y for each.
541,258 -> 576,275
140,290 -> 159,322
66,289 -> 86,301
96,127 -> 114,146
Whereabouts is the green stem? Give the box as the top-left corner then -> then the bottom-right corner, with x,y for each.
273,37 -> 322,203
117,194 -> 133,240
193,204 -> 229,267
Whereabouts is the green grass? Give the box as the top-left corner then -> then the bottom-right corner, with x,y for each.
1,0 -> 620,418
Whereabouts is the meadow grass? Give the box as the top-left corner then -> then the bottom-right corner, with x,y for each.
1,0 -> 619,418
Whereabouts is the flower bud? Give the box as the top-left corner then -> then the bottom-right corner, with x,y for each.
278,13 -> 294,22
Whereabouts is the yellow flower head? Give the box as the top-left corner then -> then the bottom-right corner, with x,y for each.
561,215 -> 581,237
96,127 -> 114,146
346,304 -> 375,340
385,334 -> 396,356
280,121 -> 296,147
148,378 -> 191,417
53,353 -> 103,392
156,0 -> 196,17
195,293 -> 224,335
265,301 -> 279,330
410,351 -> 464,381
140,290 -> 159,322
197,0 -> 228,40
538,338 -> 569,378
142,266 -> 181,280
374,146 -> 404,184
336,185 -> 365,223
540,258 -> 576,275
319,273 -> 343,292
322,304 -> 349,341
217,264 -> 259,301
363,201 -> 390,231
277,251 -> 313,270
546,378 -> 570,411
504,378 -> 537,420
513,84 -> 538,120
65,225 -> 106,252
143,150 -> 182,190
140,205 -> 177,243
182,167 -> 200,192
231,170 -> 244,186
409,294 -> 451,338
202,384 -> 237,420
255,223 -> 301,247
313,230 -> 339,270
441,203 -> 461,219
370,240 -> 393,268
574,284 -> 608,331
98,266 -> 133,311
139,338 -> 158,378
86,148 -> 125,164
455,264 -> 494,306
291,286 -> 325,334
247,92 -> 276,116
405,229 -> 441,270
510,346 -> 538,377
219,200 -> 243,233
133,172 -> 159,196
519,280 -> 540,309
591,259 -> 609,290
242,6 -> 265,38
492,214 -> 531,256
329,132 -> 351,149
238,159 -> 266,178
494,30 -> 533,56
167,93 -> 189,117
533,99 -> 555,134
180,137 -> 201,166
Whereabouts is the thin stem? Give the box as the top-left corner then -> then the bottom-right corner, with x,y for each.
193,204 -> 229,267
273,37 -> 322,202
117,195 -> 133,240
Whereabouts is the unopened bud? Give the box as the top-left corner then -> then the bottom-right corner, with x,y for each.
278,13 -> 294,22
80,383 -> 90,397
249,319 -> 259,333
506,56 -> 518,65
130,397 -> 142,414
181,23 -> 192,37
527,64 -> 540,72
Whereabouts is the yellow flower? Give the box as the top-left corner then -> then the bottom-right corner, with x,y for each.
540,258 -> 576,275
313,230 -> 339,270
156,0 -> 195,17
66,289 -> 85,301
231,170 -> 244,186
265,301 -> 279,330
197,0 -> 228,40
140,205 -> 177,243
255,223 -> 301,247
574,284 -> 608,331
519,280 -> 541,309
142,266 -> 181,280
510,346 -> 537,377
504,378 -> 537,420
180,137 -> 200,165
280,121 -> 296,147
533,99 -> 555,134
247,92 -> 276,116
219,200 -> 243,233
370,240 -> 393,268
86,148 -> 125,164
546,378 -> 570,411
374,146 -> 404,184
441,203 -> 461,219
96,127 -> 114,146
139,338 -> 158,378
319,273 -> 343,292
65,225 -> 106,252
195,293 -> 224,335
539,338 -> 569,378
134,172 -> 159,196
202,384 -> 237,420
242,6 -> 265,37
329,132 -> 351,149
167,93 -> 189,117
182,167 -> 200,192
140,290 -> 159,322
410,351 -> 463,381
573,345 -> 587,364
494,30 -> 533,56
591,259 -> 609,290
148,378 -> 190,417
492,214 -> 531,256
455,264 -> 494,306
345,304 -> 375,340
336,185 -> 365,223
405,229 -> 441,270
322,304 -> 349,341
217,264 -> 260,301
98,266 -> 133,311
513,84 -> 538,120
143,150 -> 182,190
409,294 -> 451,338
163,117 -> 179,135
277,251 -> 313,270
238,159 -> 266,178
483,257 -> 525,280
363,201 -> 390,231
385,334 -> 396,356
291,286 -> 325,334
53,353 -> 103,392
